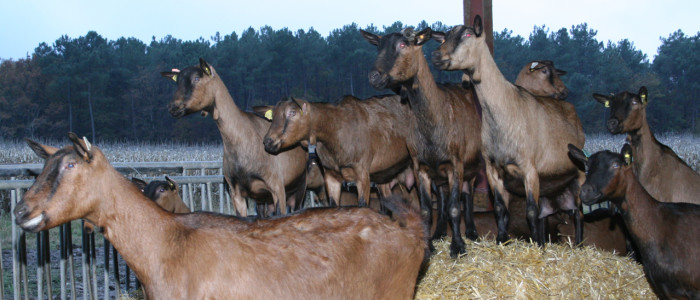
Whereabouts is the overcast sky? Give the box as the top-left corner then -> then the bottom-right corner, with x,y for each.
1,0 -> 697,61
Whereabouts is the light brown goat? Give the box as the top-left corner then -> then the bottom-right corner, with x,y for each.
15,134 -> 428,299
161,58 -> 308,216
131,176 -> 190,214
431,16 -> 586,246
259,95 -> 413,208
515,60 -> 568,100
593,87 -> 700,205
362,28 -> 483,257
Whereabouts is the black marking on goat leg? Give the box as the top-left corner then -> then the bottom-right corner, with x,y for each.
494,190 -> 509,243
448,183 -> 466,257
463,191 -> 478,241
431,186 -> 448,240
525,193 -> 543,246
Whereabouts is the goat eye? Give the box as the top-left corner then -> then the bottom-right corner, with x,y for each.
611,162 -> 619,169
67,162 -> 75,169
159,188 -> 165,193
399,42 -> 406,49
287,110 -> 296,117
193,77 -> 200,82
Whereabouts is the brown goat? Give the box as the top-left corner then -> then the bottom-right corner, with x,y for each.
161,58 -> 308,216
15,134 -> 428,299
362,28 -> 483,257
258,95 -> 413,208
593,86 -> 700,205
515,61 -> 629,256
132,176 -> 190,214
515,60 -> 568,100
569,144 -> 700,299
431,16 -> 586,246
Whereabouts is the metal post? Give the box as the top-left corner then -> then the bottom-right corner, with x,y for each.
90,233 -> 97,300
111,246 -> 120,298
60,224 -> 67,300
81,222 -> 91,300
37,232 -> 43,299
11,186 -> 20,300
219,183 -> 225,213
103,238 -> 110,300
44,230 -> 52,298
67,221 -> 76,300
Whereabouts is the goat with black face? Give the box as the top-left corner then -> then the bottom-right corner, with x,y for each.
592,86 -> 700,205
362,27 -> 483,257
569,143 -> 700,300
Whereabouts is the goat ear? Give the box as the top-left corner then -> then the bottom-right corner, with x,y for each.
473,15 -> 483,37
638,86 -> 648,105
131,177 -> 148,191
567,144 -> 588,167
160,71 -> 179,83
360,30 -> 380,46
252,106 -> 275,121
431,31 -> 446,43
556,68 -> 567,76
592,93 -> 612,108
67,132 -> 93,162
621,144 -> 633,166
415,28 -> 432,46
199,58 -> 212,77
25,138 -> 58,160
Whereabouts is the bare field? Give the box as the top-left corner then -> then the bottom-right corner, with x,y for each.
2,134 -> 699,171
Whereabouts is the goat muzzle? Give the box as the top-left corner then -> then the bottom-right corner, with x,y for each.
579,184 -> 602,205
606,118 -> 621,134
263,137 -> 281,153
168,103 -> 187,118
430,51 -> 449,70
368,70 -> 389,89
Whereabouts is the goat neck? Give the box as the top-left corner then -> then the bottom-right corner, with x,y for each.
614,167 -> 662,244
87,161 -> 178,291
206,76 -> 255,141
306,103 -> 344,152
402,53 -> 446,120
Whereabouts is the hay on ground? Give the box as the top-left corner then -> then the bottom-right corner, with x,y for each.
415,238 -> 655,299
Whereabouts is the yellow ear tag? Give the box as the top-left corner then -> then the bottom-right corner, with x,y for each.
624,153 -> 632,164
264,110 -> 273,120
172,75 -> 178,82
640,94 -> 647,103
604,100 -> 610,108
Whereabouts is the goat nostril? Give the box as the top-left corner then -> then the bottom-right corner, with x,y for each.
607,119 -> 620,132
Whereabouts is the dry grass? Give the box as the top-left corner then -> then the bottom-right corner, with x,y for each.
0,138 -> 223,164
3,134 -> 699,171
416,239 -> 654,299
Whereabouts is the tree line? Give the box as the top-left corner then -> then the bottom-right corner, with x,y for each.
1,21 -> 698,143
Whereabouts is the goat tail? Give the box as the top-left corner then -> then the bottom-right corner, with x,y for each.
380,195 -> 430,258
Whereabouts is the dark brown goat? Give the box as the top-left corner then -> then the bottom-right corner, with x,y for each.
569,144 -> 700,299
431,16 -> 586,246
161,58 -> 308,216
515,60 -> 568,100
132,176 -> 190,214
362,28 -> 483,257
15,134 -> 428,299
593,87 -> 700,205
259,95 -> 413,208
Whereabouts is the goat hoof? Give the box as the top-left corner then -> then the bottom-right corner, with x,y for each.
465,229 -> 478,241
496,233 -> 510,244
449,240 -> 466,258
